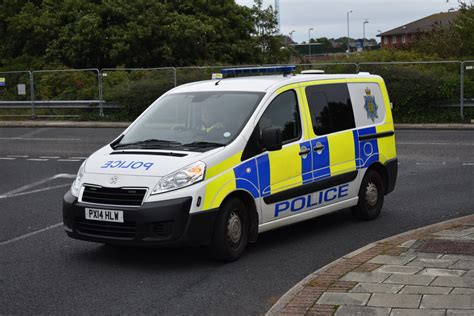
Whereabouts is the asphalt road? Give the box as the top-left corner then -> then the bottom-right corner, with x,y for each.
0,128 -> 473,315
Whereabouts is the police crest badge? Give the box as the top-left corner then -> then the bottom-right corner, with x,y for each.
364,87 -> 378,122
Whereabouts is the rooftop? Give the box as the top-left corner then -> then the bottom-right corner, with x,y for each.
172,73 -> 380,93
378,11 -> 459,36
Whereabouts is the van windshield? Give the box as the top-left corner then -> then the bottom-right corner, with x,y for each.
115,91 -> 264,151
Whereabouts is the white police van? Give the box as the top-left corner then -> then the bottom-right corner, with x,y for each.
63,66 -> 397,261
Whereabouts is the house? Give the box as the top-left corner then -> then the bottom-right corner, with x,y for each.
279,35 -> 297,46
378,11 -> 459,48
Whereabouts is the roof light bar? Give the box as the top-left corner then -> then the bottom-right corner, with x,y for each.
221,65 -> 296,76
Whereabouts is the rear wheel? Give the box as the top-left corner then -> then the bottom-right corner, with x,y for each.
209,198 -> 249,262
352,169 -> 384,220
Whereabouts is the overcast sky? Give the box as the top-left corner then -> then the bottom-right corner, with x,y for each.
235,0 -> 460,42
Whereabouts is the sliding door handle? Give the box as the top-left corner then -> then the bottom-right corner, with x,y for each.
313,143 -> 325,153
299,147 -> 311,156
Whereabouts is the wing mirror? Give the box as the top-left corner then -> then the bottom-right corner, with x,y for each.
261,127 -> 282,151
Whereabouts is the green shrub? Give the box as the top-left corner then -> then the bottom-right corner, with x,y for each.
35,71 -> 99,100
357,63 -> 463,122
106,78 -> 173,120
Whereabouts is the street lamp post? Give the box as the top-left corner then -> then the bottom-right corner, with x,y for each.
308,27 -> 314,58
363,19 -> 369,51
289,30 -> 296,64
347,11 -> 353,53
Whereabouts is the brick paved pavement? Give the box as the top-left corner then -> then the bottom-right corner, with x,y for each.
267,215 -> 474,316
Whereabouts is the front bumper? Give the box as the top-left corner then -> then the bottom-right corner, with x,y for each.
62,190 -> 218,247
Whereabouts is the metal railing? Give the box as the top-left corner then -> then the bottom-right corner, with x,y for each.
1,61 -> 473,119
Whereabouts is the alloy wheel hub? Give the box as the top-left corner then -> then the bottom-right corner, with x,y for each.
366,182 -> 378,207
227,211 -> 242,243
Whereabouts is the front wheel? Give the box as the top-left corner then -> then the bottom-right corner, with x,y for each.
209,198 -> 249,262
352,169 -> 384,220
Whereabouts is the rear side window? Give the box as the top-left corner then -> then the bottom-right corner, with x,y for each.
347,83 -> 386,127
305,83 -> 356,135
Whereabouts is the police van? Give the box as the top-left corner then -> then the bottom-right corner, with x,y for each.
63,66 -> 397,261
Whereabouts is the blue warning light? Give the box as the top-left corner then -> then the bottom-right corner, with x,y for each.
221,66 -> 296,76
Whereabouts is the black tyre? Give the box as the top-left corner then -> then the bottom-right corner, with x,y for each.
352,169 -> 385,220
209,198 -> 249,262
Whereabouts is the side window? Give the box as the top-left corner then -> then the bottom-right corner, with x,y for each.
305,83 -> 356,135
242,90 -> 301,160
259,90 -> 301,143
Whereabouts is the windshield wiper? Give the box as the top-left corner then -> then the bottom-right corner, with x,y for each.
113,139 -> 182,149
182,141 -> 226,148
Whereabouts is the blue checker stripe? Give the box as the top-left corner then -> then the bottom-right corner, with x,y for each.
234,159 -> 260,198
311,136 -> 330,180
357,127 -> 379,167
300,141 -> 313,184
353,129 -> 362,168
257,154 -> 271,197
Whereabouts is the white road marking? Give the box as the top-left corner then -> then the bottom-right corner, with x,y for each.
7,155 -> 28,158
3,183 -> 71,199
58,159 -> 81,162
0,137 -> 80,141
0,222 -> 62,246
39,156 -> 60,159
398,142 -> 474,146
0,157 -> 16,160
462,163 -> 474,166
17,128 -> 49,138
27,158 -> 49,161
69,157 -> 87,160
415,162 -> 446,165
0,173 -> 75,199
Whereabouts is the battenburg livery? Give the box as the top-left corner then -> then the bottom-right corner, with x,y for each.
63,66 -> 398,261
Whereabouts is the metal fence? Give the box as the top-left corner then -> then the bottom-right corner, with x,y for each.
462,60 -> 474,120
0,61 -> 473,119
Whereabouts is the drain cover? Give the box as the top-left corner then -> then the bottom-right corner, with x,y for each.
417,239 -> 474,255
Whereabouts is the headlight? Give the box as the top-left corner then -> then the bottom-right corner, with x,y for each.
71,161 -> 86,197
152,161 -> 206,195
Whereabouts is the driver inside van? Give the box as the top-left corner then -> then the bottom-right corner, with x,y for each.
200,104 -> 224,133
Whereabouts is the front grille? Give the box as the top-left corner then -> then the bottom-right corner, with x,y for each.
75,218 -> 136,239
82,185 -> 146,206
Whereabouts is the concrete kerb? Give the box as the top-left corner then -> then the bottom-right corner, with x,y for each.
0,121 -> 473,130
394,123 -> 474,130
266,214 -> 474,316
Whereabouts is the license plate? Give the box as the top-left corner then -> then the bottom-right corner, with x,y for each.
85,208 -> 124,223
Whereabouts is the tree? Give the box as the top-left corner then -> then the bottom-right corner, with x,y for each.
0,0 -> 290,69
410,3 -> 474,58
249,0 -> 289,63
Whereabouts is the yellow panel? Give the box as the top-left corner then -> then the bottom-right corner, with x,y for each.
376,124 -> 397,164
379,81 -> 394,124
268,143 -> 302,193
299,78 -> 348,88
206,151 -> 242,179
328,131 -> 356,175
202,171 -> 236,210
276,83 -> 300,95
297,86 -> 315,141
